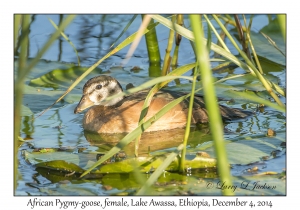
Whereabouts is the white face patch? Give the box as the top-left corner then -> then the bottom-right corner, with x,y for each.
87,80 -> 124,106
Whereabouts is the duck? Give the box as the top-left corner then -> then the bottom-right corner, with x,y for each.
74,75 -> 249,134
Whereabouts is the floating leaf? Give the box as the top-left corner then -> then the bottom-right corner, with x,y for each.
21,104 -> 33,116
197,131 -> 285,165
29,66 -> 102,89
24,149 -> 217,175
36,160 -> 84,173
24,150 -> 81,165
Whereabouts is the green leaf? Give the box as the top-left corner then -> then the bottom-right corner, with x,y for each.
25,150 -> 217,174
250,31 -> 285,66
36,160 -> 84,173
29,66 -> 102,89
197,132 -> 286,165
257,55 -> 285,73
21,104 -> 33,116
24,150 -> 80,165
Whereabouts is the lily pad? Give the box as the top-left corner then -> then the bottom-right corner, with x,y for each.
250,30 -> 285,66
24,150 -> 81,165
14,59 -> 77,83
256,55 -> 285,73
196,132 -> 285,165
24,149 -> 217,176
36,160 -> 85,173
231,17 -> 285,68
249,17 -> 285,67
21,104 -> 33,116
29,66 -> 103,89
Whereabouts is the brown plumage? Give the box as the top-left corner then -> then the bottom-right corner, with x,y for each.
74,75 -> 249,134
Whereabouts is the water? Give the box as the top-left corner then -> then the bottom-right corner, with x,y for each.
16,14 -> 286,196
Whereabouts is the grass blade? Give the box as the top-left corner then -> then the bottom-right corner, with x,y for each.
161,15 -> 176,75
35,21 -> 160,118
136,144 -> 183,195
190,14 -> 233,196
260,32 -> 286,57
226,90 -> 285,113
18,15 -> 76,83
14,15 -> 22,52
179,65 -> 198,172
277,14 -> 286,41
134,62 -> 196,156
203,15 -> 230,52
15,14 -> 31,192
206,19 -> 212,52
109,14 -> 138,49
80,92 -> 192,178
212,14 -> 285,106
48,17 -> 81,66
121,14 -> 152,66
152,14 -> 286,99
244,15 -> 263,74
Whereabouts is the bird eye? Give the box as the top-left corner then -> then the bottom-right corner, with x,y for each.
96,85 -> 102,90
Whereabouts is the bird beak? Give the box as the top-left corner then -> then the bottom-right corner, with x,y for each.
74,95 -> 94,114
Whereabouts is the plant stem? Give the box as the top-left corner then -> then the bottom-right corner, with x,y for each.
234,15 -> 251,60
142,15 -> 161,65
212,14 -> 285,107
172,15 -> 183,85
190,14 -> 234,195
277,14 -> 286,41
243,15 -> 263,74
162,15 -> 176,76
179,66 -> 198,172
14,15 -> 22,53
218,15 -> 247,32
14,14 -> 30,192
